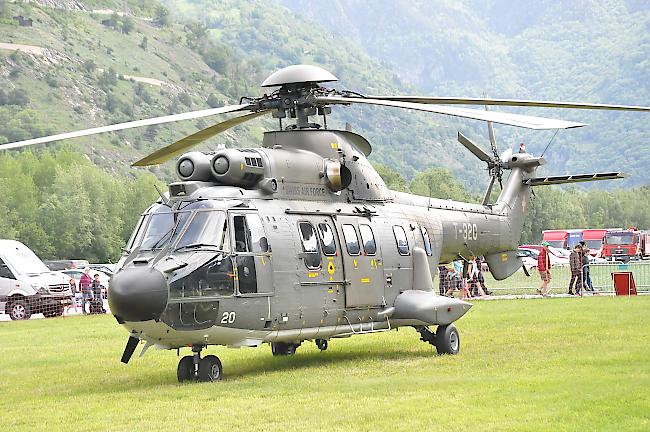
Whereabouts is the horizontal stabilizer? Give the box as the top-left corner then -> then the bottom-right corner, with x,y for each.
523,172 -> 626,186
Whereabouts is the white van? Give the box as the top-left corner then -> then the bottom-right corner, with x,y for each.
0,240 -> 73,320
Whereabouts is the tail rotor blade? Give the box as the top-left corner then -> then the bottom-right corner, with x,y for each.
457,132 -> 493,163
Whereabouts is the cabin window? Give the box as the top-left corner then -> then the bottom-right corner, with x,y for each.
342,224 -> 361,255
318,223 -> 337,256
246,214 -> 269,253
0,258 -> 15,280
421,226 -> 432,256
299,222 -> 321,269
393,225 -> 410,256
233,216 -> 249,252
359,224 -> 377,255
233,214 -> 268,253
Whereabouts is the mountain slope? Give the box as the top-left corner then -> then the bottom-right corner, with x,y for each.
281,0 -> 650,187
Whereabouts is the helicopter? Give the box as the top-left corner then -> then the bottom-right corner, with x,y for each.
3,64 -> 650,382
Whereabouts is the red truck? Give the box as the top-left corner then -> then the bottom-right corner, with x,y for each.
582,229 -> 608,257
542,230 -> 569,249
601,229 -> 642,262
640,231 -> 650,259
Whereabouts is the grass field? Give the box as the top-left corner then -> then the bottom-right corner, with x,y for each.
1,297 -> 649,432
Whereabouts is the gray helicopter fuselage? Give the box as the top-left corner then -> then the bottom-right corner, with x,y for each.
110,129 -> 535,351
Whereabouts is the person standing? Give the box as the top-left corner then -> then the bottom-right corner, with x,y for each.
66,277 -> 79,314
469,257 -> 487,297
438,265 -> 450,296
582,247 -> 594,293
452,260 -> 470,299
475,256 -> 491,296
91,273 -> 106,314
537,241 -> 552,296
568,245 -> 583,295
79,267 -> 93,314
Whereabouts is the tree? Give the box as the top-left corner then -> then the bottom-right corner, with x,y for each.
206,93 -> 222,108
154,5 -> 170,27
409,168 -> 476,202
373,163 -> 408,192
139,36 -> 148,50
121,16 -> 135,35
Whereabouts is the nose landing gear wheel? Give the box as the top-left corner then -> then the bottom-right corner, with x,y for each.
435,324 -> 460,355
177,355 -> 195,383
198,355 -> 223,382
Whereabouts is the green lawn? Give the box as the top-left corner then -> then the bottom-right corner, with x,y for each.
1,297 -> 649,431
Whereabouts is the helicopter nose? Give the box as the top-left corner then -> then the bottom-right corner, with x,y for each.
108,267 -> 168,322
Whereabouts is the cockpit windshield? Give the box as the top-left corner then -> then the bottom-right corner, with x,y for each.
131,201 -> 227,252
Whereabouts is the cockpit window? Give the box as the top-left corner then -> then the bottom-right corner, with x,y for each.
175,210 -> 227,251
135,201 -> 222,251
138,207 -> 176,251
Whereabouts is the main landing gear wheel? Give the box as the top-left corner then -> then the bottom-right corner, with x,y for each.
198,355 -> 223,382
8,300 -> 31,320
436,324 -> 460,355
177,355 -> 195,383
271,342 -> 300,356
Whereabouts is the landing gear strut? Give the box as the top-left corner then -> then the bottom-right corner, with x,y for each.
177,345 -> 223,383
315,339 -> 328,351
271,341 -> 301,356
416,324 -> 461,355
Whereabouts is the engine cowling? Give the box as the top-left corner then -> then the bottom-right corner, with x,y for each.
210,149 -> 265,187
176,152 -> 214,182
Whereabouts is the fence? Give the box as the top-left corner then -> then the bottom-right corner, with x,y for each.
478,261 -> 650,296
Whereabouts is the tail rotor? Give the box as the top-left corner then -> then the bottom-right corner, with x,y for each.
457,127 -> 508,206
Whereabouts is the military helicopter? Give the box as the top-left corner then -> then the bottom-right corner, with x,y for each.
3,65 -> 650,382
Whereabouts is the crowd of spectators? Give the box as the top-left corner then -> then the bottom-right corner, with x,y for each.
65,267 -> 106,314
438,256 -> 492,299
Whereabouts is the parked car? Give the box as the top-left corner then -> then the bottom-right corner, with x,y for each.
61,269 -> 111,299
44,259 -> 90,271
516,248 -> 539,271
0,240 -> 73,320
520,245 -> 569,266
88,263 -> 117,276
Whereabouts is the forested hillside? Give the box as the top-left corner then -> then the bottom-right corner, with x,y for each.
0,0 -> 275,181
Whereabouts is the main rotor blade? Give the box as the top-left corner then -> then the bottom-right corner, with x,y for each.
366,96 -> 650,112
487,121 -> 497,149
317,96 -> 585,130
132,110 -> 270,166
0,104 -> 254,151
457,132 -> 493,163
